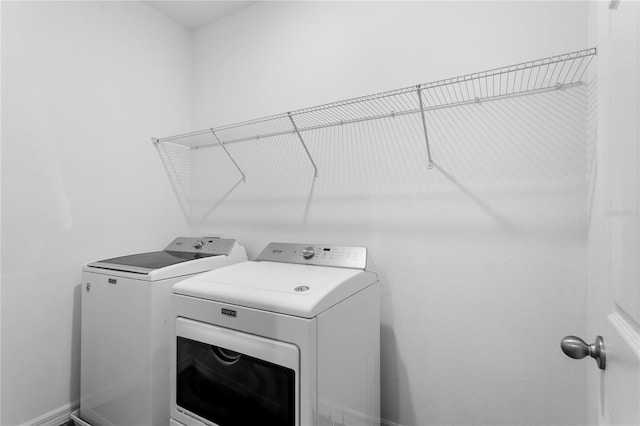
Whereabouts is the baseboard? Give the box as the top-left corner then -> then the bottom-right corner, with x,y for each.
22,401 -> 79,426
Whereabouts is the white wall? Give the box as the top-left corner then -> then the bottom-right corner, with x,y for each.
1,2 -> 191,424
185,2 -> 590,425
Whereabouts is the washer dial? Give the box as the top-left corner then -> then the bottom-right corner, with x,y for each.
301,247 -> 315,259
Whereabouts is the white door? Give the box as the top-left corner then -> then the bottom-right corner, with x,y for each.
604,0 -> 640,423
584,1 -> 640,425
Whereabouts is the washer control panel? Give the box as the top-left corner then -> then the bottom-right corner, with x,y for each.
256,242 -> 367,269
164,237 -> 236,256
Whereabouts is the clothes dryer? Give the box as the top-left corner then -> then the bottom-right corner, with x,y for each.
73,237 -> 247,426
170,242 -> 380,426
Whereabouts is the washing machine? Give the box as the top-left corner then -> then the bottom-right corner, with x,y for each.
73,237 -> 247,426
170,242 -> 380,426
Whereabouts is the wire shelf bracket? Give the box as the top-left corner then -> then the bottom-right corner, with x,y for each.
288,112 -> 319,178
209,129 -> 246,183
416,85 -> 434,169
153,47 -> 597,179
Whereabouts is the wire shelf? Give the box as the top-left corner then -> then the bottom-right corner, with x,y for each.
153,47 -> 597,174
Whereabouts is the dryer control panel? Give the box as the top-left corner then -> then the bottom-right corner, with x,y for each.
256,242 -> 367,270
165,237 -> 237,256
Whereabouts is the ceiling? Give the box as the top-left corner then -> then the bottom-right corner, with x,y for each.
145,1 -> 259,31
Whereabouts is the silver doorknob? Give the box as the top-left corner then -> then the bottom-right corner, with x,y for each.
561,335 -> 606,370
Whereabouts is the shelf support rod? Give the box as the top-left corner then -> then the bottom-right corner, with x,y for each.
288,112 -> 319,178
416,85 -> 434,169
210,129 -> 246,183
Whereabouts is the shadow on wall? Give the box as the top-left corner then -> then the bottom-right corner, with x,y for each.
196,177 -> 244,223
431,162 -> 513,231
155,142 -> 191,220
70,283 -> 82,404
380,323 -> 416,426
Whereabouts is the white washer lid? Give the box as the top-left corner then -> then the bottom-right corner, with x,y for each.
83,238 -> 247,281
172,261 -> 378,318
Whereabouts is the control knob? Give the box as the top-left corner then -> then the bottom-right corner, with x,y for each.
193,240 -> 204,249
301,247 -> 315,259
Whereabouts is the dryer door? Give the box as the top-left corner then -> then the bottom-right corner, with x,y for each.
174,318 -> 300,426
